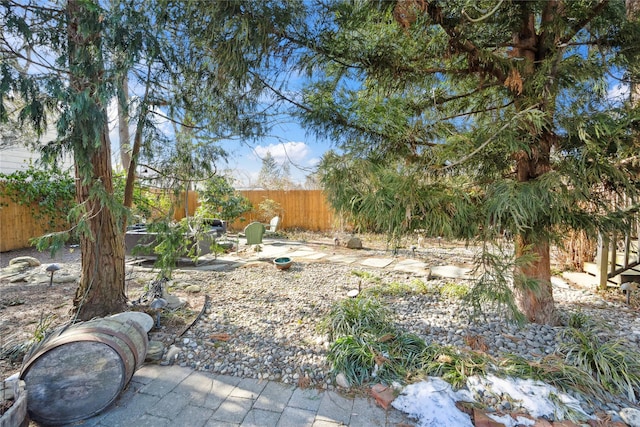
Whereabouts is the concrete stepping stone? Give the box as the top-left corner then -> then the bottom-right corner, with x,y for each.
360,258 -> 394,268
287,250 -> 318,258
430,265 -> 473,279
325,256 -> 358,264
394,259 -> 430,276
296,252 -> 327,260
561,271 -> 599,288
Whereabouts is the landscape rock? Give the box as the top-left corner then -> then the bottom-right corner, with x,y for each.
184,284 -> 201,293
346,237 -> 363,249
9,256 -> 41,267
24,272 -> 78,284
145,341 -> 165,362
335,372 -> 350,388
620,407 -> 640,427
164,345 -> 181,362
1,263 -> 31,277
8,274 -> 27,283
164,294 -> 186,309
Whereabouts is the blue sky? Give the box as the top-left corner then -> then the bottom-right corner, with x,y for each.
219,122 -> 325,188
106,90 -> 329,189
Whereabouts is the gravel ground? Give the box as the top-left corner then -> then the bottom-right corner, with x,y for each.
2,238 -> 640,421
147,254 -> 639,418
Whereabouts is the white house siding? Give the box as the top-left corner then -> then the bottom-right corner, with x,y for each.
0,127 -> 73,174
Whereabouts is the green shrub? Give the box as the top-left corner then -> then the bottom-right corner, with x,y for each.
440,282 -> 470,299
319,297 -> 392,340
559,328 -> 640,401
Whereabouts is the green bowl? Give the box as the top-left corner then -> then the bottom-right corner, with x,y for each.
273,257 -> 293,270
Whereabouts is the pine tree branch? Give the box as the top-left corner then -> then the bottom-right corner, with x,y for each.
559,0 -> 610,46
441,104 -> 539,171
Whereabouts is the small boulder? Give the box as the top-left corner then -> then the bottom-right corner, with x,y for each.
53,273 -> 79,284
346,237 -> 363,249
145,341 -> 165,362
164,294 -> 186,310
9,274 -> 27,283
620,407 -> 640,427
9,256 -> 41,267
164,345 -> 181,362
335,372 -> 350,388
184,284 -> 202,293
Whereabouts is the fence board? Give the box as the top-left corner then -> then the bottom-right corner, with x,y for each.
1,189 -> 337,251
230,190 -> 335,232
0,195 -> 69,252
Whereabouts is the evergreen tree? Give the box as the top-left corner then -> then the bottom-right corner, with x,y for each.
257,151 -> 294,189
0,0 -> 304,319
299,0 -> 640,324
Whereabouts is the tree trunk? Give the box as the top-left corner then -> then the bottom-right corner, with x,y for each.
513,234 -> 557,324
123,63 -> 153,217
513,130 -> 558,325
507,4 -> 558,325
72,135 -> 127,320
67,0 -> 127,320
117,74 -> 132,171
629,0 -> 640,105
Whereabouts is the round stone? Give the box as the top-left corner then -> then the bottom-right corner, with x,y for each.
110,311 -> 154,332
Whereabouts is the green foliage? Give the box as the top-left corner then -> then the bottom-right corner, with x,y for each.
350,270 -> 380,282
321,291 -> 640,404
322,298 -> 430,385
32,313 -> 55,344
363,281 -> 412,297
0,165 -> 75,230
559,328 -> 640,401
566,310 -> 594,330
440,282 -> 470,299
257,198 -> 281,222
303,0 -> 640,323
463,243 -> 536,324
113,172 -> 155,223
362,279 -> 434,298
319,297 -> 393,341
422,345 -> 489,389
498,353 -> 604,402
196,175 -> 252,222
327,335 -> 377,385
141,216 -> 214,279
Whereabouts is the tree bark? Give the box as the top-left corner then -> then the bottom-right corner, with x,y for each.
72,134 -> 127,320
629,0 -> 640,105
510,4 -> 558,324
513,234 -> 557,324
67,0 -> 127,320
123,63 -> 153,218
117,74 -> 132,171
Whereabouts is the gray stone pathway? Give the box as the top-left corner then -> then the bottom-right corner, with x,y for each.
79,365 -> 414,427
211,238 -> 432,277
78,239 -> 426,426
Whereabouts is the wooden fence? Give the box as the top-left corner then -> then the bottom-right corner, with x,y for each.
230,190 -> 337,232
0,195 -> 69,252
0,189 -> 337,251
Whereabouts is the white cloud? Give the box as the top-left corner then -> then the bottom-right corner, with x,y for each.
607,83 -> 629,102
307,156 -> 321,167
254,141 -> 309,164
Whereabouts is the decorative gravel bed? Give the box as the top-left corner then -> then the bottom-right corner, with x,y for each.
149,257 -> 640,416
3,239 -> 639,419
